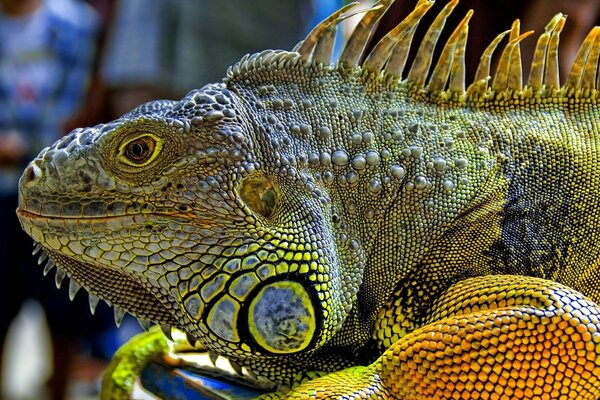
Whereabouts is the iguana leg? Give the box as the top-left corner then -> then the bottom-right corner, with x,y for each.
100,327 -> 201,400
100,327 -> 169,400
262,275 -> 600,399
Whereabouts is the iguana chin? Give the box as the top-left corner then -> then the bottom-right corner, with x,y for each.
15,0 -> 600,398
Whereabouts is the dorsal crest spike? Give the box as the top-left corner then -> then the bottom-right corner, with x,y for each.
528,13 -> 563,91
295,2 -> 359,61
544,15 -> 566,89
447,10 -> 472,92
384,0 -> 434,78
580,27 -> 600,90
339,0 -> 395,67
407,0 -> 459,88
566,26 -> 600,90
473,30 -> 510,84
311,5 -> 378,65
507,20 -> 524,91
492,28 -> 534,92
428,9 -> 473,93
226,0 -> 600,104
311,25 -> 337,66
362,0 -> 434,75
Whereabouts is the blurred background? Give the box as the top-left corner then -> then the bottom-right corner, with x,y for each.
0,0 -> 598,399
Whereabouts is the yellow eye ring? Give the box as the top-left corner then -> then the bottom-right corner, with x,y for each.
118,134 -> 163,167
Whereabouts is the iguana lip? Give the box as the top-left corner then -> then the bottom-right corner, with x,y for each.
17,207 -> 131,221
16,207 -> 181,220
16,208 -> 198,227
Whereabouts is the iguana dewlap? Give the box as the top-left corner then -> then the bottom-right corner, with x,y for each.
16,0 -> 600,398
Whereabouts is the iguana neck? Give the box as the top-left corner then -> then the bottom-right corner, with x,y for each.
230,68 -> 598,322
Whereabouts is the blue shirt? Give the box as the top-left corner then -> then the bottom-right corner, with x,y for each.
0,0 -> 98,193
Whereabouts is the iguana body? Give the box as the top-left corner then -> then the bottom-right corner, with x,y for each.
15,0 -> 600,398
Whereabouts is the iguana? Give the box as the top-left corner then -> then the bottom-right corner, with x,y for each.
15,0 -> 600,398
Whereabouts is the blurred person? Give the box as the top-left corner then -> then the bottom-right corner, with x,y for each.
0,0 -> 110,399
101,0 -> 341,117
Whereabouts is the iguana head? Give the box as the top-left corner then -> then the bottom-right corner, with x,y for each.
16,82 -> 362,362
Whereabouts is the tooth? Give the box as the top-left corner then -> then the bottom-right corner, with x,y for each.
160,324 -> 173,340
55,269 -> 66,288
37,252 -> 48,265
43,260 -> 55,276
137,318 -> 150,331
208,351 -> 219,366
114,308 -> 125,327
88,293 -> 100,314
32,243 -> 42,255
68,279 -> 81,300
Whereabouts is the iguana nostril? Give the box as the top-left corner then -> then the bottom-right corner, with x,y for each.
22,163 -> 42,187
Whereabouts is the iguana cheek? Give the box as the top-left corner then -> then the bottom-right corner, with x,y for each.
247,280 -> 317,354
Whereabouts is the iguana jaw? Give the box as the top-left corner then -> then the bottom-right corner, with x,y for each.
16,208 -> 181,330
15,205 -> 341,359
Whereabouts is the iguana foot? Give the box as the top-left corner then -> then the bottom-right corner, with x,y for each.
100,327 -> 173,400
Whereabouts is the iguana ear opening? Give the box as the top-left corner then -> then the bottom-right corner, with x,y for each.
239,176 -> 279,219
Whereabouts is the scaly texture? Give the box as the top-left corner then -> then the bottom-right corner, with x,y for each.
16,1 -> 600,398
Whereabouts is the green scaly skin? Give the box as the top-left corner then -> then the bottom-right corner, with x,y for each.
15,0 -> 600,398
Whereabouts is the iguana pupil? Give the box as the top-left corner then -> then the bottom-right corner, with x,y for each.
129,142 -> 146,158
123,136 -> 154,163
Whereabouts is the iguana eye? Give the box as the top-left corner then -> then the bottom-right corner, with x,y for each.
239,176 -> 278,219
118,134 -> 162,166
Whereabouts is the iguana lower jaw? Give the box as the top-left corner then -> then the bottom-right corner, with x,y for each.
16,208 -> 181,329
16,197 -> 348,362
